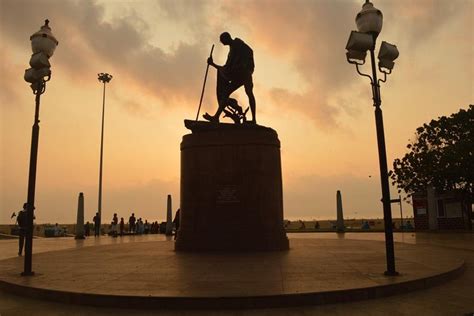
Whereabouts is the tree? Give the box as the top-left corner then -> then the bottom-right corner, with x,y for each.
389,104 -> 473,201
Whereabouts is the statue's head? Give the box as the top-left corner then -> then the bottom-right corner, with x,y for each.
220,32 -> 232,45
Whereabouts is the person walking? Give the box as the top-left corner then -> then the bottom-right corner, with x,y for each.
204,32 -> 256,124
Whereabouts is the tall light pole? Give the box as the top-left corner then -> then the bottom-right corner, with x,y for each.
97,73 -> 112,234
345,1 -> 400,276
22,19 -> 58,276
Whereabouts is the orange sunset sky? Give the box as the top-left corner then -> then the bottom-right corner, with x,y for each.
0,0 -> 472,224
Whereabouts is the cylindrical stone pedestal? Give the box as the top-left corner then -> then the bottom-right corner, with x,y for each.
176,124 -> 289,251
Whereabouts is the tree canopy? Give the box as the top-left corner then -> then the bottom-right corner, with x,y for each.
389,104 -> 473,200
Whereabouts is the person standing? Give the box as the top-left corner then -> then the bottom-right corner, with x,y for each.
111,213 -> 118,237
84,221 -> 91,236
93,212 -> 101,237
137,218 -> 143,234
129,212 -> 136,234
119,217 -> 125,236
16,203 -> 27,256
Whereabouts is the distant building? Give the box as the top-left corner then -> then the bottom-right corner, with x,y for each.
412,188 -> 472,230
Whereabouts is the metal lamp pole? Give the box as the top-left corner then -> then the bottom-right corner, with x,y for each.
97,73 -> 113,233
368,35 -> 397,275
22,80 -> 46,276
22,20 -> 58,276
346,1 -> 400,275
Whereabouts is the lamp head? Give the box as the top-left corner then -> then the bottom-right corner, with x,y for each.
378,41 -> 399,72
30,19 -> 58,58
356,1 -> 383,36
345,31 -> 374,64
98,73 -> 113,83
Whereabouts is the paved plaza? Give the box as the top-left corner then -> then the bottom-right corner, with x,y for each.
0,233 -> 473,315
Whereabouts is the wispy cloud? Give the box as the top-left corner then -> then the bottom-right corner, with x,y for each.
2,0 -> 470,126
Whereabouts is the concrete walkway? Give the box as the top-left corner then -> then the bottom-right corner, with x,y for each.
0,233 -> 473,315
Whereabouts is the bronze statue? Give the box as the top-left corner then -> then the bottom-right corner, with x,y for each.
203,32 -> 256,124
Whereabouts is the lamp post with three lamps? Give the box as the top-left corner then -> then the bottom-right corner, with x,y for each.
345,0 -> 400,276
22,19 -> 58,276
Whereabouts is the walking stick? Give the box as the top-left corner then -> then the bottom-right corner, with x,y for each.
195,44 -> 215,121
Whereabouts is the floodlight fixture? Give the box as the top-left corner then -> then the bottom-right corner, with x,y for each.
378,41 -> 399,73
98,72 -> 113,83
346,31 -> 374,64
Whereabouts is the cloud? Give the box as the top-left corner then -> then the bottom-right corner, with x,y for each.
0,0 -> 471,127
0,50 -> 25,110
381,0 -> 462,49
0,0 -> 210,110
219,0 -> 472,129
219,0 -> 364,128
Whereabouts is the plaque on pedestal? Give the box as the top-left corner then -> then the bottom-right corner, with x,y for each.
175,120 -> 289,251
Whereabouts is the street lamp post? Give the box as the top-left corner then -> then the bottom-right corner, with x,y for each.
97,73 -> 113,233
22,20 -> 58,276
345,1 -> 400,276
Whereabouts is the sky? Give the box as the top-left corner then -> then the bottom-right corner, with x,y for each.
0,0 -> 472,224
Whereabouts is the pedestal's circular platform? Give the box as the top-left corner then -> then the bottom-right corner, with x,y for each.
0,239 -> 464,309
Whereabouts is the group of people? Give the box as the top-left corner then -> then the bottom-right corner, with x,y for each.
126,212 -> 161,235
87,211 -> 175,237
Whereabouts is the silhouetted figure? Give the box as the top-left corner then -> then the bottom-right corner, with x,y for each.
137,218 -> 144,234
119,217 -> 125,236
144,220 -> 150,234
314,221 -> 320,229
93,212 -> 101,236
84,221 -> 91,236
16,203 -> 27,256
111,213 -> 118,237
173,208 -> 181,240
129,213 -> 136,234
204,32 -> 256,124
361,221 -> 370,230
299,220 -> 306,230
54,223 -> 61,236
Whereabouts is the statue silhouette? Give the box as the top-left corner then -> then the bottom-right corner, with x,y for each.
203,32 -> 256,124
